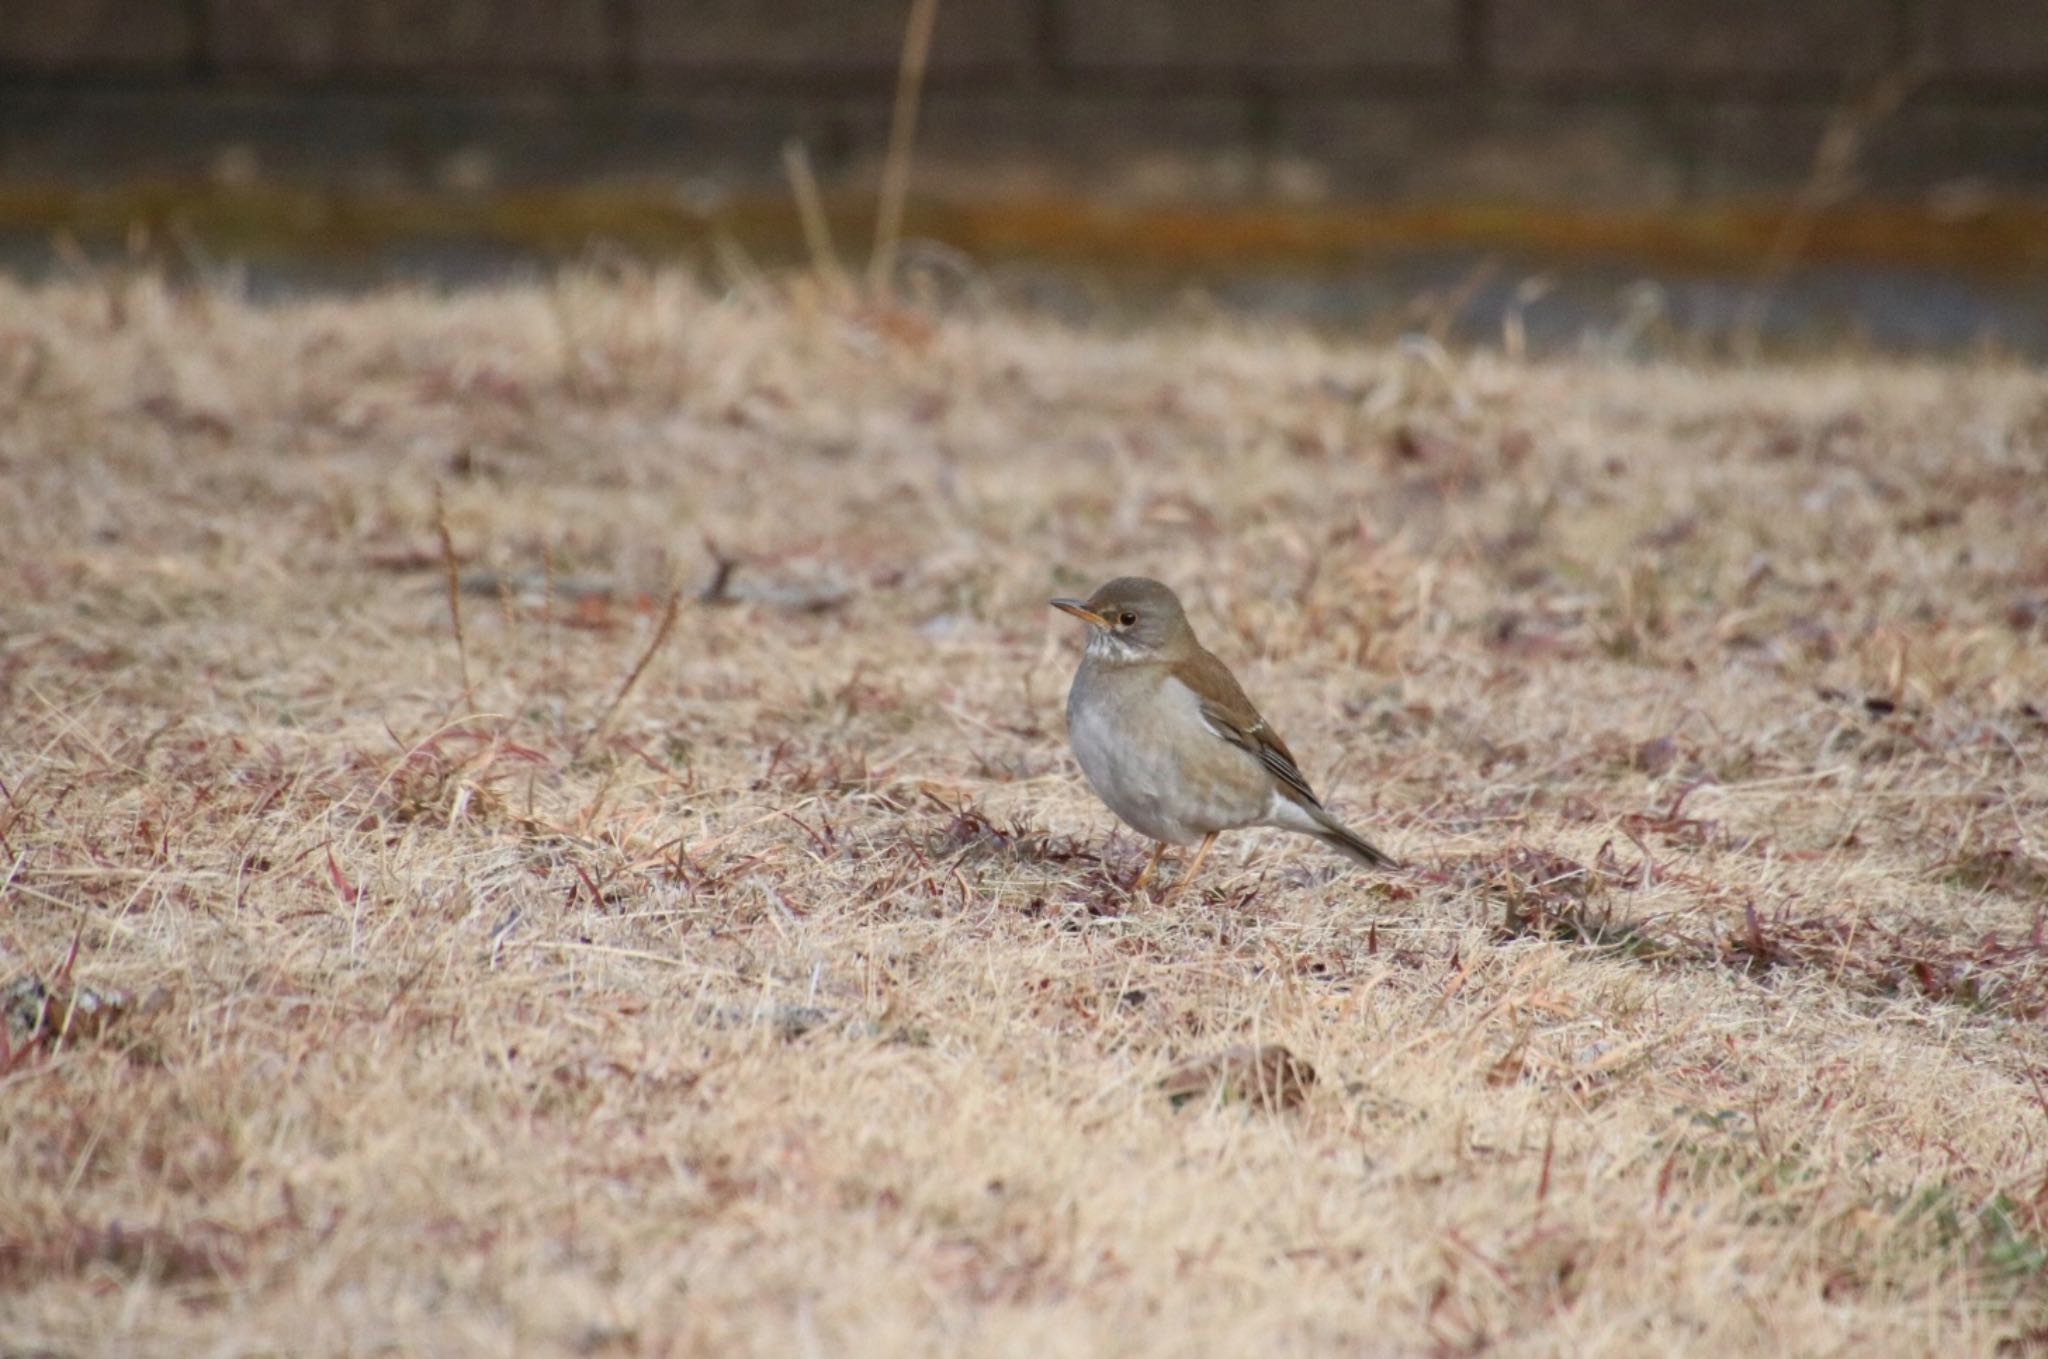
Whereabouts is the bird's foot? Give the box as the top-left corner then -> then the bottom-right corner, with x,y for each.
1158,832 -> 1219,907
1127,843 -> 1170,898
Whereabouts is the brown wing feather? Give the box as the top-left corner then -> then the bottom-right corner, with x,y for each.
1182,646 -> 1325,810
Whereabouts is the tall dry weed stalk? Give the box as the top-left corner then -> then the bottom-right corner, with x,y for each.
869,0 -> 941,298
1734,62 -> 1927,358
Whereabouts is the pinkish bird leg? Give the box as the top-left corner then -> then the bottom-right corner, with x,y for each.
1164,832 -> 1219,905
1130,841 -> 1170,895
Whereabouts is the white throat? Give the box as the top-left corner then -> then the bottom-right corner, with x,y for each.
1084,629 -> 1150,665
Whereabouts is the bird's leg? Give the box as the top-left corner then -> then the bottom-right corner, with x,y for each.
1129,841 -> 1169,895
1163,832 -> 1219,905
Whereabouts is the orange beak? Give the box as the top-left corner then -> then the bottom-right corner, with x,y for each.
1050,598 -> 1109,628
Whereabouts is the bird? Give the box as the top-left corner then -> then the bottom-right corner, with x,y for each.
1051,576 -> 1398,900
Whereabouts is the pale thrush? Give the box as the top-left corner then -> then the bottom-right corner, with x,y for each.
1052,577 -> 1398,897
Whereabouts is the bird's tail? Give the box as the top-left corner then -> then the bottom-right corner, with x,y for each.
1307,807 -> 1400,870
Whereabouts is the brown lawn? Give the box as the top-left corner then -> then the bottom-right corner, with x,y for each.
2,269 -> 2046,1356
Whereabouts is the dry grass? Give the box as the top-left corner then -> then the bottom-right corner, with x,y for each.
2,266 -> 2046,1357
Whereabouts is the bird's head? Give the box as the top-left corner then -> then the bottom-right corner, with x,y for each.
1050,577 -> 1193,661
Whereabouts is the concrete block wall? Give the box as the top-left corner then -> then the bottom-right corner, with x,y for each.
2,0 -> 2045,202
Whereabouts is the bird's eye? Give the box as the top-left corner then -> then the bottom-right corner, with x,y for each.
1118,611 -> 1138,627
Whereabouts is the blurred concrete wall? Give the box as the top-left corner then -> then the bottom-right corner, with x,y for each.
3,0 -> 2045,204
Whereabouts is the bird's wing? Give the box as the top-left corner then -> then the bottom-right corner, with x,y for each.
1183,648 -> 1325,810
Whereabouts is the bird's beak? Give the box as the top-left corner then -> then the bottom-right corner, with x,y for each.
1051,598 -> 1109,629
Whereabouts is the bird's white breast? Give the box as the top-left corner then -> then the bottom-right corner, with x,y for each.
1065,662 -> 1266,845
